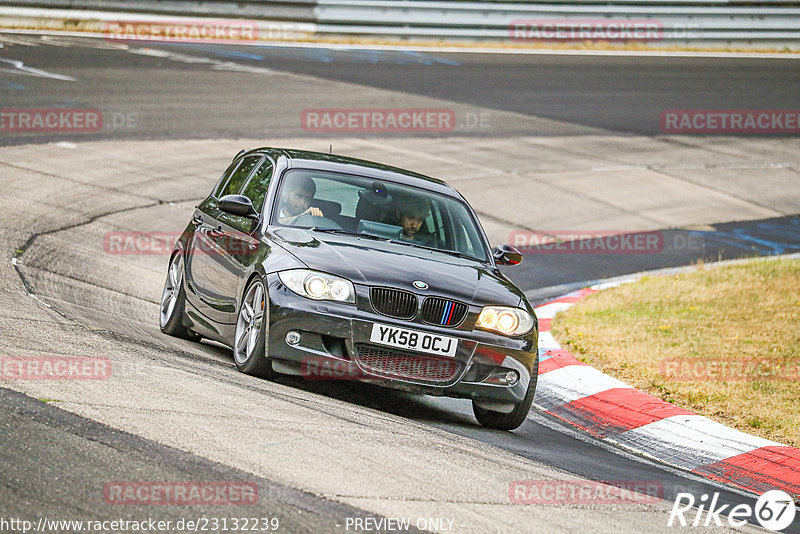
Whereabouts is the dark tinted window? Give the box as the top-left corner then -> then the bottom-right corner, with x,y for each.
218,156 -> 261,198
241,160 -> 274,212
272,169 -> 489,261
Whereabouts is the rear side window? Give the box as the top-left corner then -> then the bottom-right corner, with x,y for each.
241,160 -> 274,212
217,156 -> 261,198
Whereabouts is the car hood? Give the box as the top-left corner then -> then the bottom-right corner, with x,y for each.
270,228 -> 523,307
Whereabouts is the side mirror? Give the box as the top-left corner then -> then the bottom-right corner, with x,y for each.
493,244 -> 523,266
218,194 -> 259,219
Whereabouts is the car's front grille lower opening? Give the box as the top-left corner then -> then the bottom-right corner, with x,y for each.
421,297 -> 468,327
321,335 -> 349,359
353,344 -> 460,383
370,287 -> 417,319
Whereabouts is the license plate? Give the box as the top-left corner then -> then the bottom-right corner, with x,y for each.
369,323 -> 458,357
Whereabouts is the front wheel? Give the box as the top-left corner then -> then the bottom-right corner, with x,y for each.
160,252 -> 200,341
472,378 -> 536,431
233,276 -> 275,378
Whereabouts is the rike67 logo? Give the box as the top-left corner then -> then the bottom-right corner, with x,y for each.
669,490 -> 796,531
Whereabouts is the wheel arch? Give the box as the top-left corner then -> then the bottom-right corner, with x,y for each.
235,266 -> 270,329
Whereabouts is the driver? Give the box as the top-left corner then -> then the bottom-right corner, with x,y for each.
278,176 -> 324,225
394,197 -> 434,246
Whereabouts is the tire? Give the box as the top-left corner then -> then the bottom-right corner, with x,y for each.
233,276 -> 276,378
472,373 -> 537,431
160,251 -> 200,341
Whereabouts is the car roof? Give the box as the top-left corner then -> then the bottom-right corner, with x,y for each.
241,147 -> 461,198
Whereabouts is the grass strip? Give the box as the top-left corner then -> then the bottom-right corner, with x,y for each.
552,258 -> 800,447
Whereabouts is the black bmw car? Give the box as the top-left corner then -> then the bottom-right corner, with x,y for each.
160,148 -> 538,430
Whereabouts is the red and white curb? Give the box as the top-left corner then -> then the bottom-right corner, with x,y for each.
532,285 -> 800,500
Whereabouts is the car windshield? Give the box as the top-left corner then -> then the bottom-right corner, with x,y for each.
271,169 -> 490,262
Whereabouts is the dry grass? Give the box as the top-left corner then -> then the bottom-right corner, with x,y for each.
551,258 -> 800,447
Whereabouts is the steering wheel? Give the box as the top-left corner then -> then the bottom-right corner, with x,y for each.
291,213 -> 342,229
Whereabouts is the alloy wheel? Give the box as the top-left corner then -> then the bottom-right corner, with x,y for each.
234,280 -> 265,365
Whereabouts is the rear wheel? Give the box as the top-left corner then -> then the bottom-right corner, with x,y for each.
160,252 -> 200,341
233,276 -> 275,378
472,377 -> 536,431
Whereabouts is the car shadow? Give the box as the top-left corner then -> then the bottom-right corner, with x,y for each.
197,338 -> 481,429
270,373 -> 478,428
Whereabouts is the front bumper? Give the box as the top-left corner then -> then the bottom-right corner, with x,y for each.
264,273 -> 538,406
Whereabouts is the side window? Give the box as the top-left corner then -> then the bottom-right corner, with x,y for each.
240,160 -> 274,212
212,161 -> 239,197
217,156 -> 261,198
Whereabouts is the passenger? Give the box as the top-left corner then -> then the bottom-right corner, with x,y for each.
278,176 -> 323,225
394,197 -> 434,246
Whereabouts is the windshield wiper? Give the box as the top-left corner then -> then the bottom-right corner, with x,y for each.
309,227 -> 389,241
388,240 -> 481,261
311,228 -> 483,260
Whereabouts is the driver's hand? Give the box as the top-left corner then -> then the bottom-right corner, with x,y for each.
305,207 -> 323,217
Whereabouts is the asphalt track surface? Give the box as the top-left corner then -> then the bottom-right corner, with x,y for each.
182,45 -> 800,137
0,34 -> 799,533
1,34 -> 798,294
1,387 -> 410,533
0,36 -> 798,141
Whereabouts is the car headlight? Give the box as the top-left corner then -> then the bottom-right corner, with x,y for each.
278,270 -> 355,304
476,306 -> 534,336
